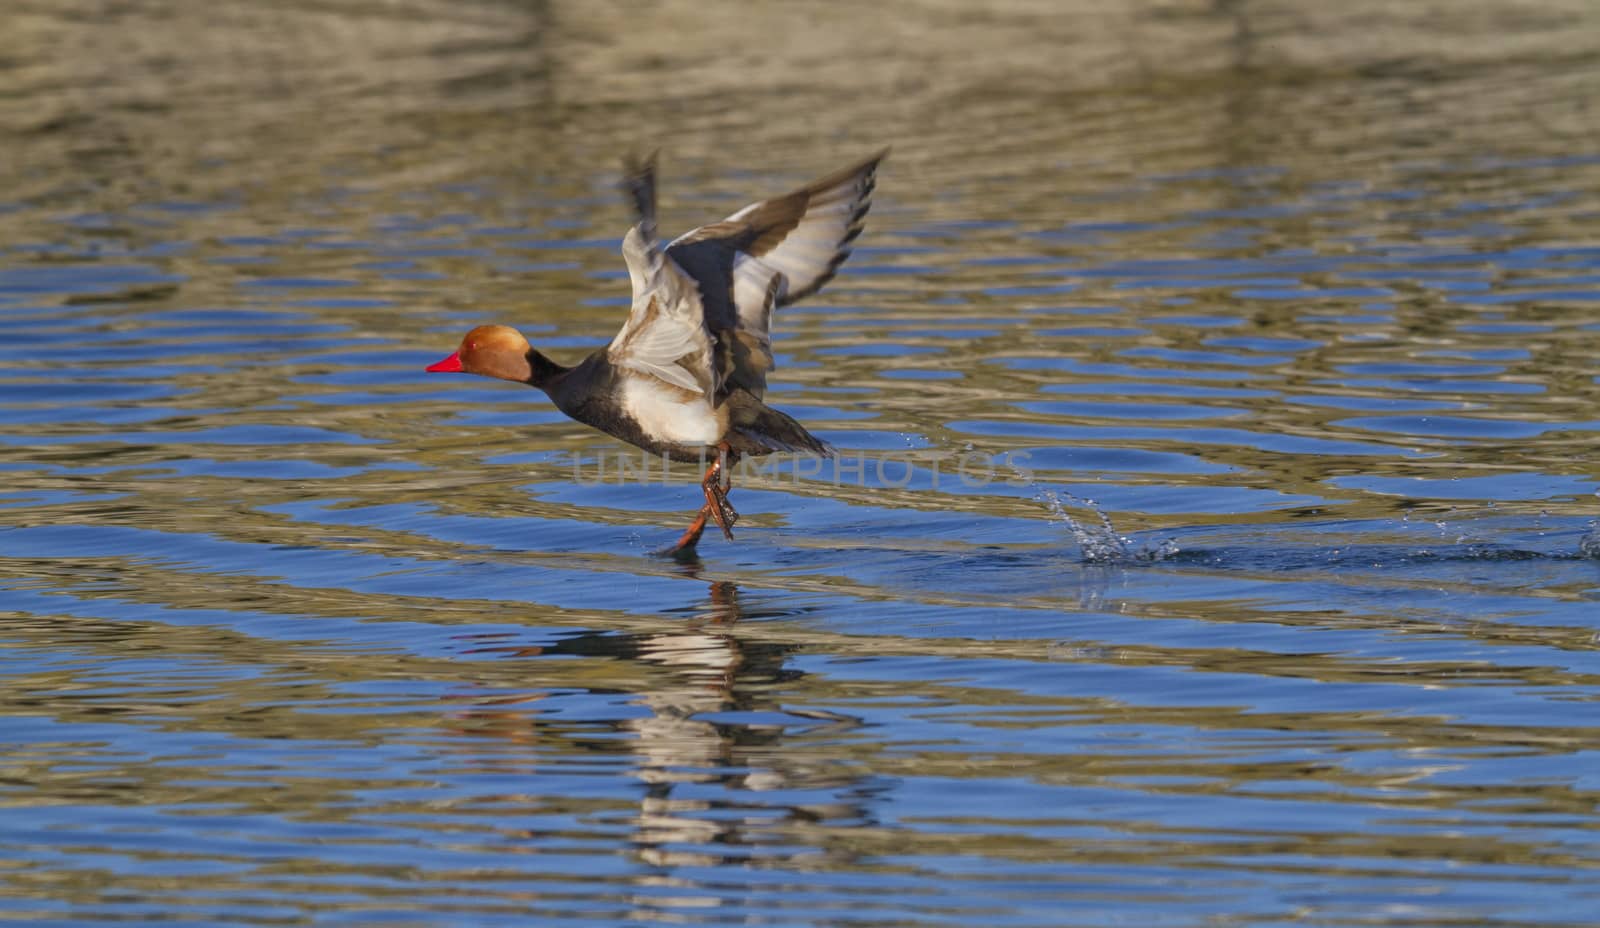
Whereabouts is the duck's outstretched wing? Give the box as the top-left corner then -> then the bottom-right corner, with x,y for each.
666,148 -> 887,397
671,148 -> 886,313
607,152 -> 719,399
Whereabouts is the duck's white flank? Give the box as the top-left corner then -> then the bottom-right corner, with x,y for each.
620,377 -> 722,447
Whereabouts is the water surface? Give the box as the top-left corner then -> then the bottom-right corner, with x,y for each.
2,2 -> 1599,925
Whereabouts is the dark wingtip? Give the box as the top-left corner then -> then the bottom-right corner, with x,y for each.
620,149 -> 660,230
622,148 -> 659,177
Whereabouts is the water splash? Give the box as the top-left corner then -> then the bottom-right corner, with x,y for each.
1038,489 -> 1179,564
1581,520 -> 1600,560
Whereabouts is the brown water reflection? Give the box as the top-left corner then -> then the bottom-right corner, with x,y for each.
6,1 -> 1598,198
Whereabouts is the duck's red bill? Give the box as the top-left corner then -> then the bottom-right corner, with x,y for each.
426,352 -> 463,373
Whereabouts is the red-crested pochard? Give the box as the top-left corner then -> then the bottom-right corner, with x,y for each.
427,149 -> 886,556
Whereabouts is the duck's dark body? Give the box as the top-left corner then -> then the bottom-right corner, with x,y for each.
528,348 -> 831,463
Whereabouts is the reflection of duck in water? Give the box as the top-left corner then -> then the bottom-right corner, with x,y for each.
592,581 -> 877,872
426,150 -> 887,557
446,579 -> 878,871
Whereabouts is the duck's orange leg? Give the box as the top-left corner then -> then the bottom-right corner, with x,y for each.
660,445 -> 739,558
662,505 -> 712,559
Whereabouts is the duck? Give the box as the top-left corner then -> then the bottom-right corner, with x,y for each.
426,148 -> 887,556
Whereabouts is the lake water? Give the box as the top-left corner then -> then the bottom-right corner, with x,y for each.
2,2 -> 1598,925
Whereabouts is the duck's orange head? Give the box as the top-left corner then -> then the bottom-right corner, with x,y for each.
426,325 -> 533,382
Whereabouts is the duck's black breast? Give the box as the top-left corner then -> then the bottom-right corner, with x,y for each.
541,352 -> 713,462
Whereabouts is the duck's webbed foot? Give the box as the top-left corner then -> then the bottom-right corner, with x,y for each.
701,444 -> 739,541
702,482 -> 738,541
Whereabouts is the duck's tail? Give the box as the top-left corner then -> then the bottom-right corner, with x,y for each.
725,395 -> 834,459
